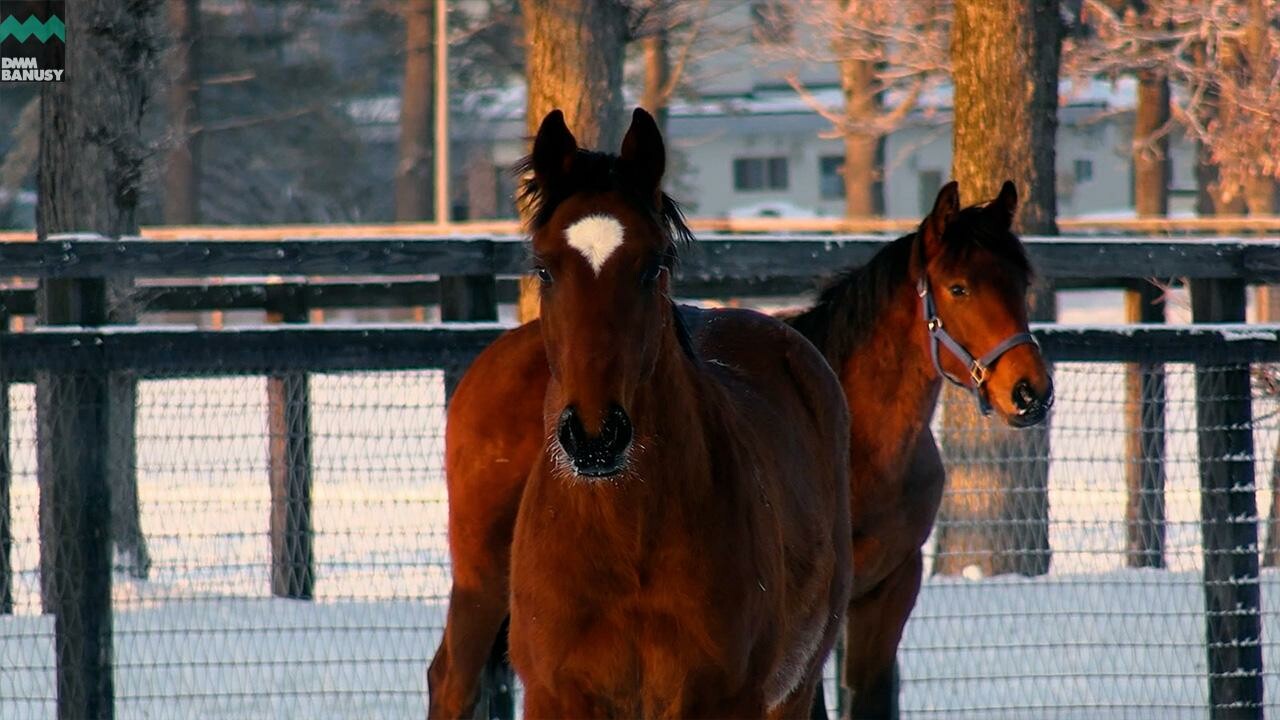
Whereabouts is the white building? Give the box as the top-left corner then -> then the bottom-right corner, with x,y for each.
358,1 -> 1201,222
442,80 -> 1198,222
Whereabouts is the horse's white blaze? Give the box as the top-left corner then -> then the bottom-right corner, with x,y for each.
565,214 -> 625,274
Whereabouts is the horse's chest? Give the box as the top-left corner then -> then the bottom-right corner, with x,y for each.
590,598 -> 739,701
514,563 -> 747,701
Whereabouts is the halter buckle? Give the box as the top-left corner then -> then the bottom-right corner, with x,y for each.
917,278 -> 928,297
970,362 -> 989,386
927,316 -> 942,332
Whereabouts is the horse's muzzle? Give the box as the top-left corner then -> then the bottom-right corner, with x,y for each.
556,404 -> 634,478
1009,378 -> 1054,427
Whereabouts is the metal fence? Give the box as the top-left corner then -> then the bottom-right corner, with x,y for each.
0,235 -> 1279,719
915,358 -> 1280,718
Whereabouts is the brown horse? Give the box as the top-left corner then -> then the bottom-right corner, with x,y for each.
785,180 -> 1052,718
427,156 -> 1051,718
496,108 -> 852,718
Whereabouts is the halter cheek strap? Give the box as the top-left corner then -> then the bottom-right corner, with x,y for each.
918,278 -> 1039,416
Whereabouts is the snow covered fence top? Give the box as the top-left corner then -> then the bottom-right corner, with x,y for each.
0,235 -> 1277,282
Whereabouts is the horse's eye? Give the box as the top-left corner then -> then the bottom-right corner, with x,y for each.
641,263 -> 664,288
949,284 -> 968,297
535,266 -> 553,286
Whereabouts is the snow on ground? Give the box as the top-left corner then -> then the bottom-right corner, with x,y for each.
6,573 -> 1279,719
2,290 -> 1279,718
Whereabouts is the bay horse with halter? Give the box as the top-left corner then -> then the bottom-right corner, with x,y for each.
500,108 -> 853,718
785,179 -> 1052,718
427,130 -> 1053,718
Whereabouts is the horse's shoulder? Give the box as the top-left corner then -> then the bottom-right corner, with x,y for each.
449,319 -> 546,422
467,319 -> 543,373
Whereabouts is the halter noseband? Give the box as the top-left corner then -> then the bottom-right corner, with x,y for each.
917,277 -> 1038,416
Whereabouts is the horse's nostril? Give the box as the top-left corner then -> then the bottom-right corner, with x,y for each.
556,405 -> 633,477
1012,380 -> 1039,412
556,406 -> 584,457
601,405 -> 633,456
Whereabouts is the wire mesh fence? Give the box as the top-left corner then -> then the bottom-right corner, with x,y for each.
912,361 -> 1280,718
3,369 -> 454,719
0,345 -> 1278,718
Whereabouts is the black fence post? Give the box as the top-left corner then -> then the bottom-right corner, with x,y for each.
440,275 -> 497,398
1191,278 -> 1263,719
0,308 -> 11,615
36,276 -> 115,719
267,286 -> 313,600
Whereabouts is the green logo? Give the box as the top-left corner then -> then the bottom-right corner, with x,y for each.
0,15 -> 63,43
1,2 -> 65,82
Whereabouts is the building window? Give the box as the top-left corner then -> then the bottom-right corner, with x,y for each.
750,2 -> 793,45
1074,159 -> 1093,183
819,156 -> 845,200
918,170 -> 943,215
734,156 -> 789,191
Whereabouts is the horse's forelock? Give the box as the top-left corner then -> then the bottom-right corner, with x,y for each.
940,206 -> 1034,281
515,149 -> 693,256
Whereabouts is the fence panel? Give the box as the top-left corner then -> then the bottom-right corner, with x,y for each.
1,329 -> 1280,718
912,360 -> 1279,718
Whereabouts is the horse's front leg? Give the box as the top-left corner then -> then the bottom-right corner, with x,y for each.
767,672 -> 824,720
522,680 -> 602,720
843,550 -> 923,720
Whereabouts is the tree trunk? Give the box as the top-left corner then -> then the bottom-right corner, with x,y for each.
832,0 -> 884,218
516,0 -> 628,322
37,1 -> 157,716
1133,72 -> 1170,218
1124,66 -> 1170,568
164,0 -> 200,225
641,27 -> 669,137
839,55 -> 884,217
395,0 -> 435,221
1124,283 -> 1166,568
1196,141 -> 1247,216
1240,0 -> 1277,219
1247,174 -> 1278,572
933,0 -> 1059,578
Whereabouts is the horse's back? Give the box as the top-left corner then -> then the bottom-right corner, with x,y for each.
684,305 -> 850,470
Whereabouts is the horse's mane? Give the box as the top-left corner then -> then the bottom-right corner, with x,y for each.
785,204 -> 1033,368
514,149 -> 696,256
785,233 -> 916,369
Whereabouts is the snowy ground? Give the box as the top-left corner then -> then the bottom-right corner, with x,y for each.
2,289 -> 1280,718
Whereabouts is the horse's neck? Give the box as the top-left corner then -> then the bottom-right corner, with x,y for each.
840,280 -> 941,468
551,334 -> 714,523
630,339 -> 715,486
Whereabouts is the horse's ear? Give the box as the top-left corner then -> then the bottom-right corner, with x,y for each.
986,180 -> 1018,229
922,180 -> 960,256
531,109 -> 578,188
619,108 -> 665,200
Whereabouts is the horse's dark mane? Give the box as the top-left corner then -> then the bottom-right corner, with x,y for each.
943,205 -> 1033,278
785,204 -> 1032,368
671,300 -> 698,362
785,233 -> 916,369
515,149 -> 695,257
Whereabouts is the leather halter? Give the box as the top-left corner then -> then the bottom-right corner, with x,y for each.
918,276 -> 1038,416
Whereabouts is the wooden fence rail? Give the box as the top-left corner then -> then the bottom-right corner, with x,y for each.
0,235 -> 1275,281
